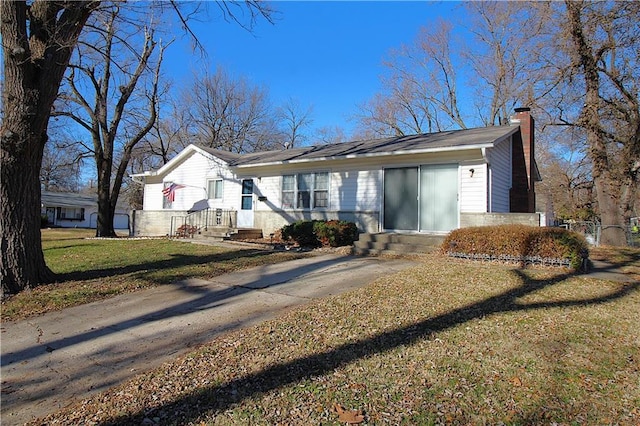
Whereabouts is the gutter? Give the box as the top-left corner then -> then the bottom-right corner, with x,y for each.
234,143 -> 496,169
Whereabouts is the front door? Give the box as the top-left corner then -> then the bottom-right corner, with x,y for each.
237,179 -> 254,228
46,207 -> 56,225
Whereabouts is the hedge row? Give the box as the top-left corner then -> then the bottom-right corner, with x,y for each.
281,220 -> 359,248
441,224 -> 589,269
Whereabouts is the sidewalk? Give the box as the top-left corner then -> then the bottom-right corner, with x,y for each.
0,254 -> 417,425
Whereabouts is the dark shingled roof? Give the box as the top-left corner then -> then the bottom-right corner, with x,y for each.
198,125 -> 517,167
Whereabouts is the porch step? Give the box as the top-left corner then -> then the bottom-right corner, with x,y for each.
195,226 -> 234,241
230,228 -> 264,240
353,233 -> 445,256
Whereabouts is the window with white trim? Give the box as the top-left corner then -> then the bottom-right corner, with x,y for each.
281,172 -> 329,210
207,179 -> 224,200
282,175 -> 295,209
58,207 -> 85,220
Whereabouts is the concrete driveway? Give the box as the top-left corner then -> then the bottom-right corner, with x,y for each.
1,254 -> 417,425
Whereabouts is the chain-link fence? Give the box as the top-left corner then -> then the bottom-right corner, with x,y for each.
562,220 -> 639,247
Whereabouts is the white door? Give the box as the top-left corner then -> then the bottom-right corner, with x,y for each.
237,179 -> 254,228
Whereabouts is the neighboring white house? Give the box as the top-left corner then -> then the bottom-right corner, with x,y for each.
131,108 -> 541,237
41,191 -> 130,230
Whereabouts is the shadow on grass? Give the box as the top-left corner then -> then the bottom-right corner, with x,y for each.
55,249 -> 274,283
1,255 -> 358,368
587,246 -> 640,280
102,263 -> 639,425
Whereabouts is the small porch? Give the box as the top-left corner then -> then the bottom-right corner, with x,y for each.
170,208 -> 263,241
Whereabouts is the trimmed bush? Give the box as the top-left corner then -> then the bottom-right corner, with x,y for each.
281,220 -> 359,248
442,224 -> 589,269
314,220 -> 359,247
281,220 -> 321,248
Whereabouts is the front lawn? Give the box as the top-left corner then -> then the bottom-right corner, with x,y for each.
1,229 -> 308,321
32,248 -> 640,425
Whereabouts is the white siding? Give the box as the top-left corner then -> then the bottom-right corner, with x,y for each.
331,168 -> 381,211
459,163 -> 487,213
159,152 -> 241,211
254,176 -> 282,211
143,182 -> 164,210
486,137 -> 512,212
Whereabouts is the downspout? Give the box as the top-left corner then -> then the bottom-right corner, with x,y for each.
481,147 -> 492,212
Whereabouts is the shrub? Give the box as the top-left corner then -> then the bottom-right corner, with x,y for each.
313,220 -> 359,247
281,220 -> 321,247
281,220 -> 359,248
41,215 -> 49,228
442,224 -> 589,269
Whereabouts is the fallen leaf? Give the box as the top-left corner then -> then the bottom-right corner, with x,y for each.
334,403 -> 365,424
510,376 -> 522,387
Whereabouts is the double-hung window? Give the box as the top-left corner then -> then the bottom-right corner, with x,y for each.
282,175 -> 296,209
313,172 -> 329,208
282,172 -> 329,210
207,179 -> 224,200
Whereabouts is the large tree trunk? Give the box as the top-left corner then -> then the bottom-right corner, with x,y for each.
565,1 -> 628,246
1,1 -> 97,295
1,134 -> 54,294
96,157 -> 117,237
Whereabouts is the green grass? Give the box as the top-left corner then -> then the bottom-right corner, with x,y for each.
28,241 -> 640,425
2,229 -> 308,321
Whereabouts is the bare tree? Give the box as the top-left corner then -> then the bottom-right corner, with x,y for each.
40,139 -> 84,192
53,5 -> 166,237
530,1 -> 640,245
142,95 -> 192,167
463,1 -> 538,126
315,125 -> 349,145
357,17 -> 502,135
184,67 -> 280,153
1,0 -> 274,294
536,130 -> 595,221
275,97 -> 314,149
357,20 -> 465,136
357,3 -> 542,136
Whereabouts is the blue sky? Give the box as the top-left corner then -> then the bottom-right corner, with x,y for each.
166,1 -> 463,138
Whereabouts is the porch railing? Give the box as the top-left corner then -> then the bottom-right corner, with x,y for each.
170,208 -> 236,238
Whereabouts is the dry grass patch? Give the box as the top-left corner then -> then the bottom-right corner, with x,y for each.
34,254 -> 640,425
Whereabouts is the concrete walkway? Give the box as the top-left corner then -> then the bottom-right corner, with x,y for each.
0,254 -> 417,425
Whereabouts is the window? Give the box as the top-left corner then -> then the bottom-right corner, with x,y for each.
314,172 -> 329,208
282,175 -> 295,209
207,179 -> 224,200
282,172 -> 329,210
58,207 -> 85,221
241,179 -> 253,210
297,173 -> 313,209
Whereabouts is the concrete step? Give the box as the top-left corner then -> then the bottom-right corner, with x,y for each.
230,228 -> 263,240
195,226 -> 234,240
354,233 -> 445,256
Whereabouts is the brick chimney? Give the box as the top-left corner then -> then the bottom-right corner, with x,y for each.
509,107 -> 536,213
